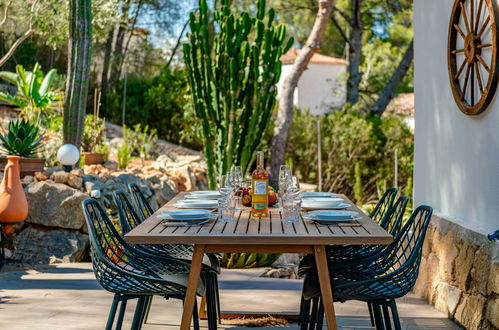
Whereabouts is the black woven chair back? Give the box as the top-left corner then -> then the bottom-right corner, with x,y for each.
113,190 -> 196,260
82,198 -> 192,295
114,190 -> 144,235
370,187 -> 397,225
376,205 -> 433,296
380,195 -> 409,235
128,182 -> 155,221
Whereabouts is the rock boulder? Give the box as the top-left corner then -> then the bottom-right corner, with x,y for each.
12,226 -> 89,264
25,181 -> 88,231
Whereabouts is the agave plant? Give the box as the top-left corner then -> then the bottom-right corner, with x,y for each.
0,63 -> 59,123
221,252 -> 281,269
0,119 -> 44,158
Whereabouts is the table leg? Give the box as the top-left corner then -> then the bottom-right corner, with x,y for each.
180,244 -> 206,330
314,245 -> 337,330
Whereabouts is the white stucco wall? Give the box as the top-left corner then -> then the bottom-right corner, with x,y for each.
414,0 -> 499,235
278,63 -> 346,115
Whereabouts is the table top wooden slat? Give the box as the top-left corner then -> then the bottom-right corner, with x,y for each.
124,192 -> 393,245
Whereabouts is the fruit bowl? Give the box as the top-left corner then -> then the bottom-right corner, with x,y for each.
239,186 -> 278,207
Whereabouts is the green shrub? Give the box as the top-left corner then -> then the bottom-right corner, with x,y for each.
105,66 -> 202,150
286,110 -> 414,203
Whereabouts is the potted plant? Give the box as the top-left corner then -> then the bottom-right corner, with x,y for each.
0,119 -> 45,177
81,115 -> 106,165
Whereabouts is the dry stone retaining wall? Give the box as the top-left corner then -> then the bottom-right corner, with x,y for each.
413,215 -> 498,330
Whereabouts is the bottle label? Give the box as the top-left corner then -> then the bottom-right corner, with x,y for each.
254,203 -> 267,210
253,180 -> 267,195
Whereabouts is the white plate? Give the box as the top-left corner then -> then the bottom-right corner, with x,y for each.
302,202 -> 351,210
300,192 -> 337,198
162,217 -> 215,227
305,210 -> 360,220
186,191 -> 222,199
178,199 -> 218,206
301,197 -> 344,208
174,203 -> 217,209
160,209 -> 213,220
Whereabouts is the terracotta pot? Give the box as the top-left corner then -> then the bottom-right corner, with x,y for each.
0,157 -> 45,177
0,156 -> 28,233
82,152 -> 104,165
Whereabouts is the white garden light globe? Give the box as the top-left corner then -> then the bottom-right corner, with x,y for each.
57,144 -> 80,166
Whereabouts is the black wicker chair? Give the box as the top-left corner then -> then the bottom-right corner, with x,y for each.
113,189 -> 220,329
301,205 -> 433,330
298,194 -> 408,329
82,198 -> 205,330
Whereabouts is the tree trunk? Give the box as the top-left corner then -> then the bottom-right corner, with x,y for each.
346,0 -> 362,105
99,28 -> 115,117
63,0 -> 92,147
109,1 -> 130,85
370,39 -> 414,116
269,0 -> 334,179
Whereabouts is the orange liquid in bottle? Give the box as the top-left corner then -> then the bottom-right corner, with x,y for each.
251,151 -> 269,218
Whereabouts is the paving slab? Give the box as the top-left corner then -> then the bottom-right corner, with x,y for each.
0,263 -> 460,329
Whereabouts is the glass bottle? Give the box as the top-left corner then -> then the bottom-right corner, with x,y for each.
251,151 -> 269,218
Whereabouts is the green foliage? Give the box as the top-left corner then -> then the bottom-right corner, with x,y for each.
0,63 -> 60,123
82,115 -> 106,152
0,119 -> 44,158
105,66 -> 202,150
221,253 -> 281,269
286,110 -> 414,203
128,123 -> 158,160
184,0 -> 294,188
117,143 -> 131,169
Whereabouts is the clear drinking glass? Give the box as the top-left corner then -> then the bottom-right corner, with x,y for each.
282,195 -> 299,223
218,199 -> 235,223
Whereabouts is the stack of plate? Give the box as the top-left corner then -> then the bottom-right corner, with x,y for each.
158,209 -> 215,225
185,191 -> 222,200
300,192 -> 337,199
303,210 -> 361,224
174,199 -> 218,209
301,197 -> 350,210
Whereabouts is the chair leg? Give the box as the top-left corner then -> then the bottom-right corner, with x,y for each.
142,295 -> 153,324
105,294 -> 120,330
115,298 -> 128,330
192,298 -> 200,330
372,302 -> 385,330
213,273 -> 222,324
389,299 -> 402,330
131,297 -> 145,330
138,296 -> 151,329
367,302 -> 375,326
316,297 -> 324,330
206,276 -> 218,330
299,295 -> 310,330
382,303 -> 392,330
308,297 -> 319,330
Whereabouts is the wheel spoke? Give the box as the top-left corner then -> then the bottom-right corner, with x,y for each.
477,43 -> 493,48
475,0 -> 484,33
478,16 -> 490,38
460,1 -> 472,34
455,60 -> 468,79
475,61 -> 484,93
452,49 -> 465,54
454,24 -> 466,38
471,63 -> 475,105
471,0 -> 474,35
477,54 -> 490,72
462,63 -> 472,100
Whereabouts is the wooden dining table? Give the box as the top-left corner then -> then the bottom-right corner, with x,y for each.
124,192 -> 393,330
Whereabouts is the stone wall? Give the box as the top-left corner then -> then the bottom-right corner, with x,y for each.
413,215 -> 498,330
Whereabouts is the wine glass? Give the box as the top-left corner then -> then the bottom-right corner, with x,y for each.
279,165 -> 292,194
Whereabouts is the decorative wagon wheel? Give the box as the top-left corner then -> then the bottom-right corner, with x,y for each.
448,0 -> 499,115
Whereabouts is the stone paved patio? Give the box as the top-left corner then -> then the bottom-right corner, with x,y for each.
0,263 -> 460,329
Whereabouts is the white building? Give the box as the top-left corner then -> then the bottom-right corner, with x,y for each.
412,1 -> 498,328
277,49 -> 347,115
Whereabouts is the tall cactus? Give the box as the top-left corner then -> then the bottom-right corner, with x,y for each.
184,0 -> 293,188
